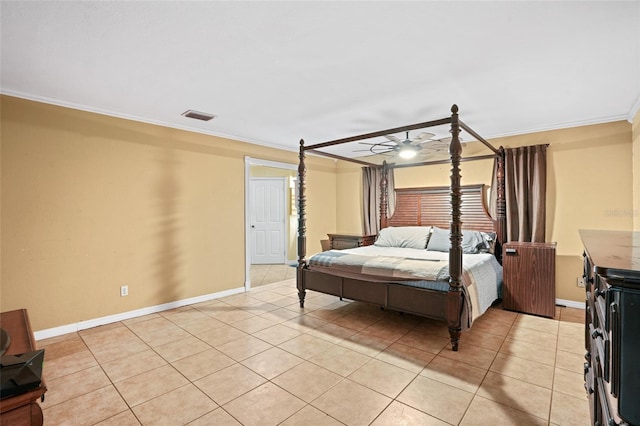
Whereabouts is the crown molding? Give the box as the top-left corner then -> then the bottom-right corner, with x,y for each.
0,90 -> 298,154
485,113 -> 632,141
628,95 -> 640,123
3,89 -> 638,151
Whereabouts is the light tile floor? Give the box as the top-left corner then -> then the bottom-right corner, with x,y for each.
251,264 -> 297,287
37,279 -> 589,425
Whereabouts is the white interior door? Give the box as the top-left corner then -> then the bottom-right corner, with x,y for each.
250,177 -> 286,264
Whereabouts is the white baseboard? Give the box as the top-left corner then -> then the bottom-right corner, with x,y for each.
34,286 -> 245,341
556,298 -> 585,310
34,290 -> 584,340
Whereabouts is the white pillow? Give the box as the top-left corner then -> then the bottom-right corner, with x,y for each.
374,226 -> 432,249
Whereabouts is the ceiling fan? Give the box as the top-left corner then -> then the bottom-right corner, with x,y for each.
354,131 -> 453,160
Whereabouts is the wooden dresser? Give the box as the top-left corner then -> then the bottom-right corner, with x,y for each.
0,309 -> 46,426
502,241 -> 556,318
581,230 -> 640,426
327,234 -> 376,250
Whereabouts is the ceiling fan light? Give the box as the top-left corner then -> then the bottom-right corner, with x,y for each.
398,147 -> 417,159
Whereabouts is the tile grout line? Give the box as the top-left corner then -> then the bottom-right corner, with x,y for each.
37,281 -> 587,426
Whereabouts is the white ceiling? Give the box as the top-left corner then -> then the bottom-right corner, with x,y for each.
2,1 -> 639,155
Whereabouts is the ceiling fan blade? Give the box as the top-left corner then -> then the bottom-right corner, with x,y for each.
414,153 -> 430,161
435,136 -> 462,144
429,143 -> 451,153
384,135 -> 401,144
354,152 -> 384,158
411,132 -> 436,144
359,141 -> 397,147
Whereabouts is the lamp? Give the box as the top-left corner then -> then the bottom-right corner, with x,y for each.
398,146 -> 417,159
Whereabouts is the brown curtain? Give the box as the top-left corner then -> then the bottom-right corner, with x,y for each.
491,144 -> 547,242
363,166 -> 395,235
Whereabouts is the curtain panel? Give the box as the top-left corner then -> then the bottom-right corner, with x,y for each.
363,166 -> 395,235
491,144 -> 547,242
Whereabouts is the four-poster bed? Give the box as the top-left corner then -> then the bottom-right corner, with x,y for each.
296,105 -> 507,351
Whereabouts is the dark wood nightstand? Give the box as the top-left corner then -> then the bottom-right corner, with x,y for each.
327,234 -> 376,250
502,241 -> 556,318
0,309 -> 47,426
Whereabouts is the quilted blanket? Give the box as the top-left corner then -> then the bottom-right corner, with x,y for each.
309,250 -> 449,281
307,246 -> 502,326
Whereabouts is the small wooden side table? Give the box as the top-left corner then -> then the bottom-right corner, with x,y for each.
0,309 -> 47,426
327,234 -> 376,250
502,242 -> 556,318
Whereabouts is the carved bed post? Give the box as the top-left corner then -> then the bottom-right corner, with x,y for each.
297,139 -> 307,308
380,161 -> 389,230
495,147 -> 507,261
447,104 -> 464,351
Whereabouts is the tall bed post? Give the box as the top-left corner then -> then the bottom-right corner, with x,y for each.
495,147 -> 507,255
297,139 -> 307,308
380,161 -> 389,229
447,104 -> 463,351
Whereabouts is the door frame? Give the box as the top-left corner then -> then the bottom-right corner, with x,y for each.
244,156 -> 297,290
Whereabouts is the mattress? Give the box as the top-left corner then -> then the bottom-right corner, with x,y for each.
307,245 -> 502,320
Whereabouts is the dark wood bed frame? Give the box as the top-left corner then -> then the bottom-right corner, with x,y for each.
296,105 -> 506,351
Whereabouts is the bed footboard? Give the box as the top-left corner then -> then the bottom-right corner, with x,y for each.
301,268 -> 449,323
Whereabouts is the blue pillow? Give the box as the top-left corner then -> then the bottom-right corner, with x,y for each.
427,228 -> 496,254
426,227 -> 450,252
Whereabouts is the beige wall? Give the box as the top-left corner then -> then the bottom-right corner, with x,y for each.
335,161 -> 363,234
304,160 -> 338,255
1,95 -> 336,331
2,93 -> 634,332
495,121 -> 632,302
633,109 -> 640,231
336,120 -> 634,303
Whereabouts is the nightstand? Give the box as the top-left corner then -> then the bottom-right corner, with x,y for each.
0,309 -> 47,425
327,233 -> 376,250
502,241 -> 556,318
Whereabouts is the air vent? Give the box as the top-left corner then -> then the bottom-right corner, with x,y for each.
181,110 -> 216,121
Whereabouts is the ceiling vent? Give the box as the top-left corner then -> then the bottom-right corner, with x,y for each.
181,110 -> 216,121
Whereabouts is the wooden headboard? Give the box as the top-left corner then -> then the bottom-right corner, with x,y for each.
386,184 -> 495,233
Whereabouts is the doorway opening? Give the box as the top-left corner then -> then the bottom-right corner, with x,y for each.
244,157 -> 297,290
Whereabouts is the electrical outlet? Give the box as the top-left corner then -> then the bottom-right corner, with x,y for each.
577,277 -> 585,288
120,285 -> 129,297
